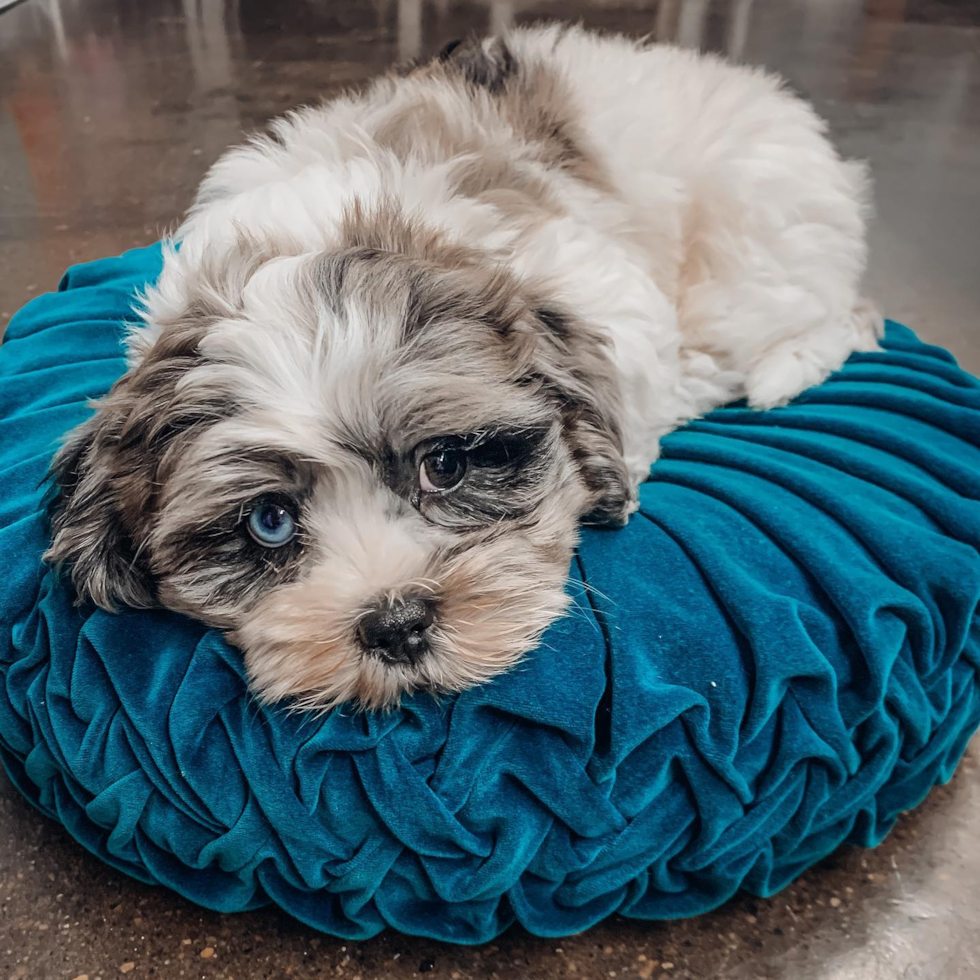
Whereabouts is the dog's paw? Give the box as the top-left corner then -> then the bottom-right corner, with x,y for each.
746,302 -> 883,410
744,348 -> 829,410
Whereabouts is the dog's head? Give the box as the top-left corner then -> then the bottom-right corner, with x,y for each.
45,225 -> 633,709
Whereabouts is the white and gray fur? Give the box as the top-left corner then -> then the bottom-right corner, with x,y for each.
45,25 -> 880,710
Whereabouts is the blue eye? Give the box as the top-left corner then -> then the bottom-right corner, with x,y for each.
247,501 -> 297,548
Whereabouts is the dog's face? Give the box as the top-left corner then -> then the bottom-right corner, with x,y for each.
45,236 -> 633,709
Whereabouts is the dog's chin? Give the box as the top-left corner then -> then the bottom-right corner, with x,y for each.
230,541 -> 573,712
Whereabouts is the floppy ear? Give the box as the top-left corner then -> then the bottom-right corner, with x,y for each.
44,392 -> 156,611
529,306 -> 636,527
46,239 -> 256,609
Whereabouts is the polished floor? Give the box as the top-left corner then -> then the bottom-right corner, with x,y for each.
2,1 -> 980,979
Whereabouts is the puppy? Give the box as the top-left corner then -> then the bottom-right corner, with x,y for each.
45,25 -> 880,710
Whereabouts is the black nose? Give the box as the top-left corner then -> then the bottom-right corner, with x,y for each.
357,597 -> 433,666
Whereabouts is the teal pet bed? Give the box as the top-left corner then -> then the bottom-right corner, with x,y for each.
1,245 -> 979,942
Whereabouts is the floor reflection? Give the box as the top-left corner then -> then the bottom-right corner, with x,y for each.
4,0 -> 977,360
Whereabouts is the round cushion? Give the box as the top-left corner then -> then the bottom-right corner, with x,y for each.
2,245 -> 979,943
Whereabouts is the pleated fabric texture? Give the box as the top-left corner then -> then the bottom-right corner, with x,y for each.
1,244 -> 979,942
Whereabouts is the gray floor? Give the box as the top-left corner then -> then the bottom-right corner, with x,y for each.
1,1 -> 980,978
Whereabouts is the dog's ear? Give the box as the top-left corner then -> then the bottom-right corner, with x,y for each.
528,306 -> 636,527
46,237 -> 278,610
45,304 -> 218,610
437,35 -> 517,93
44,391 -> 156,611
396,34 -> 517,93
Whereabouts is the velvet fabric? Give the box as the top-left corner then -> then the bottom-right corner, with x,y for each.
1,244 -> 979,942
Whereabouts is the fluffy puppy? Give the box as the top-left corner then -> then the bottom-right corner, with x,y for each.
45,24 -> 880,710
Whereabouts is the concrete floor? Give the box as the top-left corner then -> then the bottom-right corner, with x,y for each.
1,1 -> 979,978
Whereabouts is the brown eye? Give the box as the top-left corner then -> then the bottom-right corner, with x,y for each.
419,448 -> 467,492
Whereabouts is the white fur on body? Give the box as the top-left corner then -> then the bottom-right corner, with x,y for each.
139,24 -> 880,485
46,25 -> 880,709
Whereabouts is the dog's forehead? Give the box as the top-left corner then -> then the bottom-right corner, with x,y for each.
213,249 -> 543,447
191,296 -> 547,467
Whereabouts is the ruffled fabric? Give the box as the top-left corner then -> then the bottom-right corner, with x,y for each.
1,244 -> 978,942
